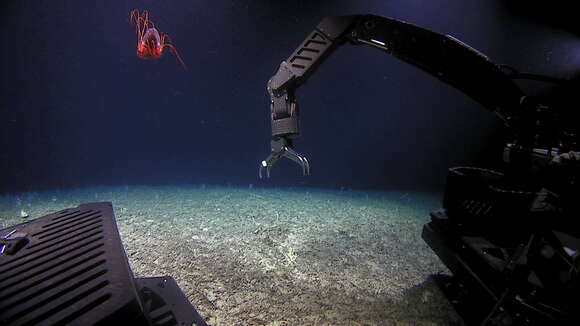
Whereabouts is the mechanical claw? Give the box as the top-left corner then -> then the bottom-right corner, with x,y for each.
259,137 -> 310,178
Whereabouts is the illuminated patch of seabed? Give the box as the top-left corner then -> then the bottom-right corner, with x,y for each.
0,185 -> 463,326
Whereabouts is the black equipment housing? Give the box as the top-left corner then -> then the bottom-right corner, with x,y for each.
0,202 -> 208,326
423,167 -> 579,325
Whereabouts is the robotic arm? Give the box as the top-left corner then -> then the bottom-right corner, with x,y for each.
259,14 -> 580,325
260,14 -> 580,179
259,14 -> 530,178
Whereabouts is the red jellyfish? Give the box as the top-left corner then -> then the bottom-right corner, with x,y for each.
129,9 -> 186,69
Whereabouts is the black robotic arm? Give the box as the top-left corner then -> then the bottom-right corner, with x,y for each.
259,14 -> 529,178
258,14 -> 580,325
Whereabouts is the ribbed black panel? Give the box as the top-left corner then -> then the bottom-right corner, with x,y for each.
0,202 -> 143,326
285,30 -> 332,77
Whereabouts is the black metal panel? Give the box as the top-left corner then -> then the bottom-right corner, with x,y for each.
136,277 -> 208,326
269,15 -> 358,93
286,29 -> 331,73
0,202 -> 145,326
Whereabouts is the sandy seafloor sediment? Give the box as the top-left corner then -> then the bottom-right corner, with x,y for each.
0,185 -> 464,326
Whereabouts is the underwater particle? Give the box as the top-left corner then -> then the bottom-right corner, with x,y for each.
129,9 -> 187,69
20,209 -> 29,218
421,289 -> 433,303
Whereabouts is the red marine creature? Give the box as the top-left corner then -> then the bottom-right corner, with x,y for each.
129,9 -> 186,69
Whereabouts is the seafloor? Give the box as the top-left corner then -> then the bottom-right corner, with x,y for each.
0,185 -> 464,326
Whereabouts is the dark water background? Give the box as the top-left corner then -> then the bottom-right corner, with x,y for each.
1,0 -> 578,194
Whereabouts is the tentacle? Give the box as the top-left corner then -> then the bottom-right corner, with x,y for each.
130,9 -> 146,43
129,8 -> 140,25
139,10 -> 156,30
138,11 -> 149,39
132,9 -> 158,41
162,42 -> 187,70
161,33 -> 173,44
